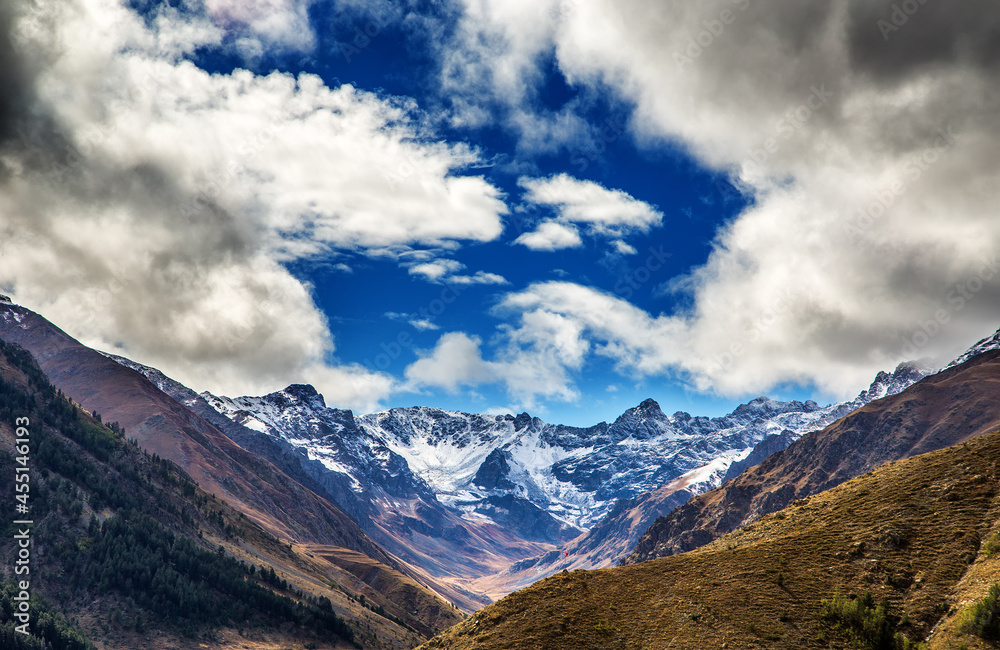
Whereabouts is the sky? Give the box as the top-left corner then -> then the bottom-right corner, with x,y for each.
1,0 -> 1000,426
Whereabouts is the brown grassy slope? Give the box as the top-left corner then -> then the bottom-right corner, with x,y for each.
417,428 -> 1000,650
927,517 -> 1000,649
0,304 -> 379,550
0,339 -> 462,649
304,544 -> 465,638
468,473 -> 698,600
0,304 -> 464,643
625,349 -> 1000,565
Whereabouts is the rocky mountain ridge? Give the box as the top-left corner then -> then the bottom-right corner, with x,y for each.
624,344 -> 1000,565
179,354 -> 931,601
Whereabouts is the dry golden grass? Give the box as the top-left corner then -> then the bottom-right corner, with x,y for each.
418,431 -> 1000,650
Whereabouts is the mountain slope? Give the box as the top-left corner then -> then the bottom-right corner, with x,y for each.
0,303 -> 377,551
418,422 -> 1000,649
0,302 -> 463,642
0,336 -> 457,649
97,354 -> 493,610
624,348 -> 1000,565
200,385 -> 556,607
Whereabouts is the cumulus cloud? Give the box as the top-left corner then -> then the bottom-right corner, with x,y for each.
521,173 -> 662,234
514,220 -> 583,251
407,259 -> 508,285
449,271 -> 509,285
433,0 -> 596,152
404,303 -> 590,407
409,259 -> 466,282
0,0 -> 506,411
425,0 -> 1000,399
203,0 -> 316,52
404,332 -> 495,393
514,174 -> 662,252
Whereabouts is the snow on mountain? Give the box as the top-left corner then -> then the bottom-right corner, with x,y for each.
202,385 -> 435,503
102,352 -> 202,410
947,325 -> 1000,368
102,342 -> 935,597
721,360 -> 929,483
194,360 -> 925,537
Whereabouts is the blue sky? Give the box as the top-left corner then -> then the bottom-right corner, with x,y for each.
194,0 -> 764,423
281,40 -> 747,420
3,0 -> 1000,426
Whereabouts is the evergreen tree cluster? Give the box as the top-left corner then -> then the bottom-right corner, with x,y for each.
64,511 -> 353,640
961,582 -> 1000,640
0,580 -> 94,650
821,591 -> 927,650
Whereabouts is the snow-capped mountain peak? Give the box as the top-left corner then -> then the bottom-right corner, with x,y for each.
947,326 -> 1000,369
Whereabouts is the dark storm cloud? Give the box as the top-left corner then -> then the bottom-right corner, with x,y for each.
0,4 -> 30,144
845,0 -> 1000,82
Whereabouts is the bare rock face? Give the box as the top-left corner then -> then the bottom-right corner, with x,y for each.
473,448 -> 516,491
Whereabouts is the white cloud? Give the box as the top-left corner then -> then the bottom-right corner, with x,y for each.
514,174 -> 662,253
409,259 -> 465,281
407,259 -> 508,285
422,0 -> 1000,399
611,240 -> 637,255
433,0 -> 594,152
404,332 -> 495,393
496,281 -> 677,380
520,173 -> 662,234
449,271 -> 509,285
204,0 -> 317,52
0,0 -> 509,411
409,318 -> 440,331
483,406 -> 515,416
514,221 -> 583,251
404,306 -> 588,407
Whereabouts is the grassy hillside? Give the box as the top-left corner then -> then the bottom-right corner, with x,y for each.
418,425 -> 1000,649
0,338 -> 461,649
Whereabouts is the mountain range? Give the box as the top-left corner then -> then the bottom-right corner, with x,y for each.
108,325 -> 930,601
4,297 -> 1000,649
